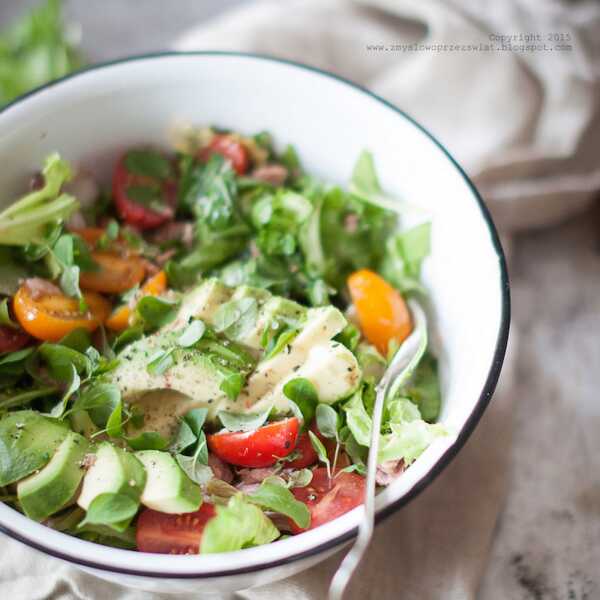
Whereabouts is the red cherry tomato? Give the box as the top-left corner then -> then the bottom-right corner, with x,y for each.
207,418 -> 299,468
0,325 -> 31,354
200,135 -> 249,175
136,503 -> 216,555
286,432 -> 318,469
112,153 -> 176,230
290,468 -> 365,533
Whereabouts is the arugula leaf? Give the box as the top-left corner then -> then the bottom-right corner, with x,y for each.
0,298 -> 17,329
217,406 -> 271,433
38,343 -> 92,382
124,149 -> 172,180
335,323 -> 361,352
58,328 -> 92,353
213,297 -> 258,340
349,150 -> 407,212
200,494 -> 279,554
219,371 -> 244,401
78,493 -> 138,532
169,419 -> 197,454
283,378 -> 318,429
248,481 -> 310,529
0,386 -> 58,411
49,363 -> 80,418
135,296 -> 179,331
264,327 -> 298,360
177,320 -> 206,347
401,352 -> 441,422
298,195 -> 325,276
0,248 -> 29,295
315,404 -> 339,440
0,153 -> 77,245
181,153 -> 238,230
343,389 -> 372,447
176,454 -> 213,485
308,430 -> 331,477
380,223 -> 431,294
126,431 -> 168,451
146,348 -> 175,376
70,383 -> 121,429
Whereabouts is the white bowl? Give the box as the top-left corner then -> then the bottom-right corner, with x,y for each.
0,52 -> 509,595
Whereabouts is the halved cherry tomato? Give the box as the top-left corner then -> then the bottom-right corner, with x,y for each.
287,432 -> 318,469
79,252 -> 146,294
347,269 -> 412,355
290,468 -> 365,533
207,417 -> 299,468
0,325 -> 31,354
13,281 -> 111,342
113,153 -> 176,230
105,270 -> 167,331
199,134 -> 249,175
136,503 -> 216,555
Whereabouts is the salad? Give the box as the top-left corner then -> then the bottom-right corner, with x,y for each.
0,128 -> 445,554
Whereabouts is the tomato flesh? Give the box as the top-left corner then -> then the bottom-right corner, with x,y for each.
112,153 -> 176,230
291,468 -> 365,533
207,418 -> 299,468
200,134 -> 249,175
286,432 -> 318,469
79,251 -> 146,294
13,281 -> 111,342
347,269 -> 412,355
0,325 -> 31,354
136,503 -> 216,555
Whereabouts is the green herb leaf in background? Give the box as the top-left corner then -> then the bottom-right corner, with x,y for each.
0,0 -> 84,106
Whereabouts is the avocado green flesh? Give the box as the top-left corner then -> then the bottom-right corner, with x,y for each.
108,334 -> 225,413
17,431 -> 89,522
0,411 -> 69,486
77,442 -> 146,510
110,282 -> 361,436
136,450 -> 201,514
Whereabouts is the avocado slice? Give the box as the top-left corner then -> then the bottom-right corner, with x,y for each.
0,410 -> 69,486
234,305 -> 348,410
108,332 -> 225,408
235,295 -> 307,352
77,442 -> 146,510
136,450 -> 202,514
17,431 -> 89,522
262,341 -> 361,414
166,278 -> 232,332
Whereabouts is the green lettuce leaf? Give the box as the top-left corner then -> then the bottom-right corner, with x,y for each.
0,153 -> 77,245
378,398 -> 446,464
200,494 -> 279,554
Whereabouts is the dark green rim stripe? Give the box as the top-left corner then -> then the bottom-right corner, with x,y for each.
0,51 -> 510,579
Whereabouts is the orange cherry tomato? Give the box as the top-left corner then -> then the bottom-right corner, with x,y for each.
105,271 -> 167,332
13,282 -> 111,342
347,269 -> 412,355
79,252 -> 146,294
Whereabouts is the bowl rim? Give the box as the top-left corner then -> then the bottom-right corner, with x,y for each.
0,50 -> 510,579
